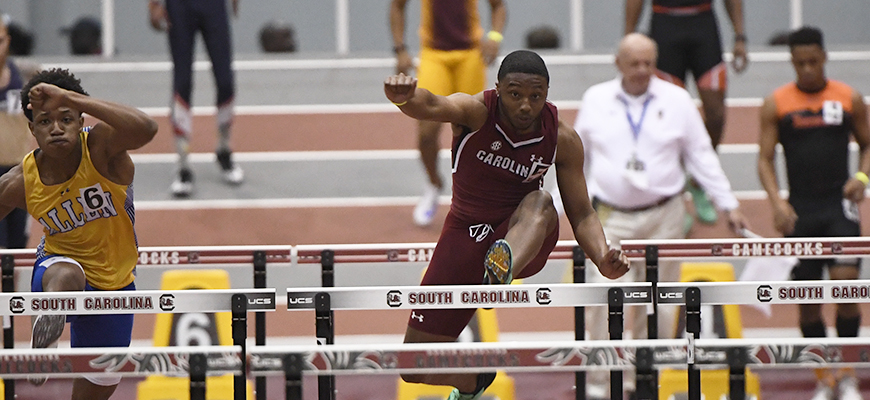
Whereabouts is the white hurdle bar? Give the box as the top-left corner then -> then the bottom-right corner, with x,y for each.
246,337 -> 870,376
621,236 -> 870,259
249,339 -> 687,376
658,279 -> 870,305
284,283 -> 653,310
0,345 -> 242,379
0,289 -> 276,316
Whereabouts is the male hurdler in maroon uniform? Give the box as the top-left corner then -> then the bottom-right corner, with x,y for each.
384,50 -> 629,400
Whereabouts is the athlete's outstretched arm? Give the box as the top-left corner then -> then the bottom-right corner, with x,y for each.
624,0 -> 644,35
724,0 -> 748,72
388,0 -> 413,75
554,120 -> 628,279
384,73 -> 488,131
480,0 -> 506,66
27,83 -> 158,155
845,89 -> 870,203
0,165 -> 25,223
757,95 -> 796,235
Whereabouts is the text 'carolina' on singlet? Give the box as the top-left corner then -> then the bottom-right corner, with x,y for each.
23,128 -> 138,290
420,0 -> 482,51
450,89 -> 558,223
774,80 -> 855,200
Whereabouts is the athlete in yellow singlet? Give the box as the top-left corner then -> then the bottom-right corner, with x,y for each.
390,0 -> 506,226
0,68 -> 157,400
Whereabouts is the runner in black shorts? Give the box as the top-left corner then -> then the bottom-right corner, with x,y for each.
758,27 -> 870,399
626,0 -> 748,227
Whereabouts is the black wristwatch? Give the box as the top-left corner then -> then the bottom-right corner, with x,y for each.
734,34 -> 747,43
393,44 -> 406,54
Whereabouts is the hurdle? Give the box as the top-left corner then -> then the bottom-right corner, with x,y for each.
622,236 -> 870,400
284,280 -> 652,400
0,245 -> 290,400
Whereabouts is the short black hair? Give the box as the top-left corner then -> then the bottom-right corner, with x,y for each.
787,26 -> 824,50
21,68 -> 89,121
497,50 -> 549,83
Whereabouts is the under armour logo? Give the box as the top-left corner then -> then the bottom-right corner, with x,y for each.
411,311 -> 424,323
491,141 -> 502,151
468,224 -> 494,242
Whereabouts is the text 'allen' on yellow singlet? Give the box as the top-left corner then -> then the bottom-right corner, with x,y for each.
23,128 -> 138,290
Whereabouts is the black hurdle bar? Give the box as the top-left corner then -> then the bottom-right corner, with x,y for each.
608,287 -> 624,400
643,244 -> 659,399
685,287 -> 701,400
318,249 -> 337,400
1,254 -> 14,400
284,353 -> 305,400
189,352 -> 207,400
573,246 -> 586,400
232,294 -> 248,400
253,250 -> 268,400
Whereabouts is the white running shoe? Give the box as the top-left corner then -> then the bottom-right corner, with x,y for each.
811,381 -> 834,400
838,377 -> 863,400
170,168 -> 194,197
216,150 -> 245,185
29,314 -> 64,386
413,183 -> 440,226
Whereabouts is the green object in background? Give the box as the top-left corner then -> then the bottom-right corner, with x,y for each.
687,181 -> 718,224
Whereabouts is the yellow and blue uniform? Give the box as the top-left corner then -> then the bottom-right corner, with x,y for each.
24,128 -> 137,348
416,0 -> 486,96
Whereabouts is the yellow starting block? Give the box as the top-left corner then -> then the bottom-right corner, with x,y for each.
137,270 -> 252,400
658,262 -> 761,400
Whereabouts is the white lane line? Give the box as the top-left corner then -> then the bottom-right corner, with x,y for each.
139,98 -> 769,116
135,196 -> 442,210
46,50 -> 870,73
136,192 -> 770,211
131,149 -> 425,164
133,144 -> 822,164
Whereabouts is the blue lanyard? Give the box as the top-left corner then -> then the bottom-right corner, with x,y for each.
617,94 -> 653,141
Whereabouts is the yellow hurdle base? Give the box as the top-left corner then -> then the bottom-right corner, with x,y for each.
396,370 -> 515,400
658,369 -> 761,400
137,374 -> 253,400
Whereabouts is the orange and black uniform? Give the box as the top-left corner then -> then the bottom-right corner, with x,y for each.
650,0 -> 726,90
773,80 -> 861,279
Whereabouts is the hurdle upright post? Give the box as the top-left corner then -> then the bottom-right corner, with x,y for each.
685,287 -> 701,400
572,246 -> 586,400
608,287 -> 624,400
643,245 -> 659,399
253,250 -> 268,400
189,352 -> 207,400
1,254 -> 14,400
318,249 -> 337,400
635,347 -> 655,400
315,292 -> 336,400
284,353 -> 305,400
232,294 -> 248,400
727,346 -> 747,400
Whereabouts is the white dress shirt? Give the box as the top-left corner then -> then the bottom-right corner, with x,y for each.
574,76 -> 739,211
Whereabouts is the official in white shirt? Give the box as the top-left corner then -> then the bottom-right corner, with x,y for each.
573,33 -> 748,399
